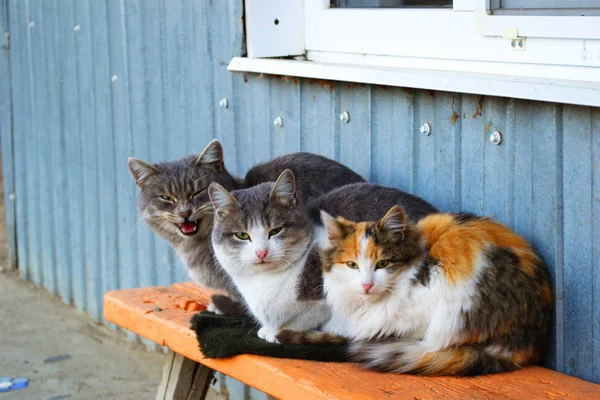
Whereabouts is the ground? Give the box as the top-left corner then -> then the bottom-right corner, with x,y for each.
0,270 -> 163,399
0,158 -> 223,399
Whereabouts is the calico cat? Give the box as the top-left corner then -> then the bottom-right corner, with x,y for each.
209,170 -> 330,342
314,207 -> 553,376
209,173 -> 440,341
128,140 -> 365,299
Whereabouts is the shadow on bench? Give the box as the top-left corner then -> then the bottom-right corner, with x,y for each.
104,282 -> 600,400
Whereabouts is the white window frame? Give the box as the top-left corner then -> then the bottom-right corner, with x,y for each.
231,0 -> 600,106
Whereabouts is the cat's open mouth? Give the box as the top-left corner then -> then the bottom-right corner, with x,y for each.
177,220 -> 198,236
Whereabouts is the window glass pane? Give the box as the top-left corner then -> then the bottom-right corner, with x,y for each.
333,0 -> 452,8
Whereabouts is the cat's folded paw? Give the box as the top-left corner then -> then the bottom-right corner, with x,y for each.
206,302 -> 224,315
210,294 -> 248,317
257,326 -> 281,344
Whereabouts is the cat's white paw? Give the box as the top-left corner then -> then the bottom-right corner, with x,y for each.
207,302 -> 224,315
257,326 -> 281,343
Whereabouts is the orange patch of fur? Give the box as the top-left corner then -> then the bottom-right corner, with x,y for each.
331,222 -> 385,268
333,223 -> 363,265
417,214 -> 541,284
511,346 -> 539,366
414,347 -> 478,375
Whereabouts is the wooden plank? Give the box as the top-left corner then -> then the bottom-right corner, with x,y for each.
104,284 -> 600,400
157,350 -> 214,400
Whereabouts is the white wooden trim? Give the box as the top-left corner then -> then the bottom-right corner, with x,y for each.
476,11 -> 600,40
228,57 -> 600,107
307,50 -> 600,82
245,0 -> 305,58
303,3 -> 600,67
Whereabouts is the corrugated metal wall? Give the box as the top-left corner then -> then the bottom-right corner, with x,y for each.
2,0 -> 599,387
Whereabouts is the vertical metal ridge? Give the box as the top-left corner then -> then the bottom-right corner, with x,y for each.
452,93 -> 462,212
591,106 -> 600,383
370,84 -> 379,183
504,98 -> 517,229
36,0 -> 55,297
24,0 -> 42,287
0,0 -> 17,271
553,103 -> 566,373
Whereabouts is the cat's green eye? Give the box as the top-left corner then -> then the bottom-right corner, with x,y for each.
234,232 -> 250,240
189,189 -> 204,200
376,260 -> 390,269
346,261 -> 358,269
268,227 -> 283,238
160,195 -> 176,203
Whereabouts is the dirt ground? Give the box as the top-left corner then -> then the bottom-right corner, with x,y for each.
0,158 -> 224,399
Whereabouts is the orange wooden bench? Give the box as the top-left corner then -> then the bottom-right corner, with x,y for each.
104,283 -> 600,400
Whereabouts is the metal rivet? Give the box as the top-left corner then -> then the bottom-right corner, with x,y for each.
511,40 -> 516,48
273,116 -> 283,128
28,21 -> 35,29
489,131 -> 503,145
111,75 -> 118,83
518,40 -> 524,48
73,25 -> 81,33
2,31 -> 9,50
419,122 -> 431,136
340,111 -> 350,123
219,98 -> 228,109
8,193 -> 15,201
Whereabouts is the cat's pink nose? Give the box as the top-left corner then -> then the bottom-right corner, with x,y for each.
362,283 -> 374,293
256,249 -> 269,260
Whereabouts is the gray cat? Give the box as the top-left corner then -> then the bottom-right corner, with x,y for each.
128,140 -> 365,301
208,171 -> 439,341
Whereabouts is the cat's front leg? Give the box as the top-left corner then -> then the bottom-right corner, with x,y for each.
257,326 -> 281,343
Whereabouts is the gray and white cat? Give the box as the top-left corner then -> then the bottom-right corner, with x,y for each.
128,140 -> 364,300
209,170 -> 330,342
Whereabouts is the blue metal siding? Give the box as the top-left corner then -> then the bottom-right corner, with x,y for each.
2,0 -> 600,386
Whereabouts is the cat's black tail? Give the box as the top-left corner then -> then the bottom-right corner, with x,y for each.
350,340 -> 528,376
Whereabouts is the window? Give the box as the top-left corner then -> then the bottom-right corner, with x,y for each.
491,0 -> 600,16
235,0 -> 600,107
333,0 -> 453,8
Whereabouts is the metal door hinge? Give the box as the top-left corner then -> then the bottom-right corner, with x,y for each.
503,27 -> 526,51
2,31 -> 9,50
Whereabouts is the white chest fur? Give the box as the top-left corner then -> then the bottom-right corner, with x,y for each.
214,245 -> 330,334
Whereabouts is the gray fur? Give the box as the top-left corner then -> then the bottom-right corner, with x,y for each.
307,182 -> 438,225
244,152 -> 365,204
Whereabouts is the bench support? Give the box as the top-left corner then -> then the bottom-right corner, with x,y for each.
156,350 -> 215,400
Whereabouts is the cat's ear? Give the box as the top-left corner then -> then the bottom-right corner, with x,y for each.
208,182 -> 238,217
320,211 -> 347,242
128,157 -> 159,189
269,169 -> 296,206
378,206 -> 407,238
196,140 -> 224,171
